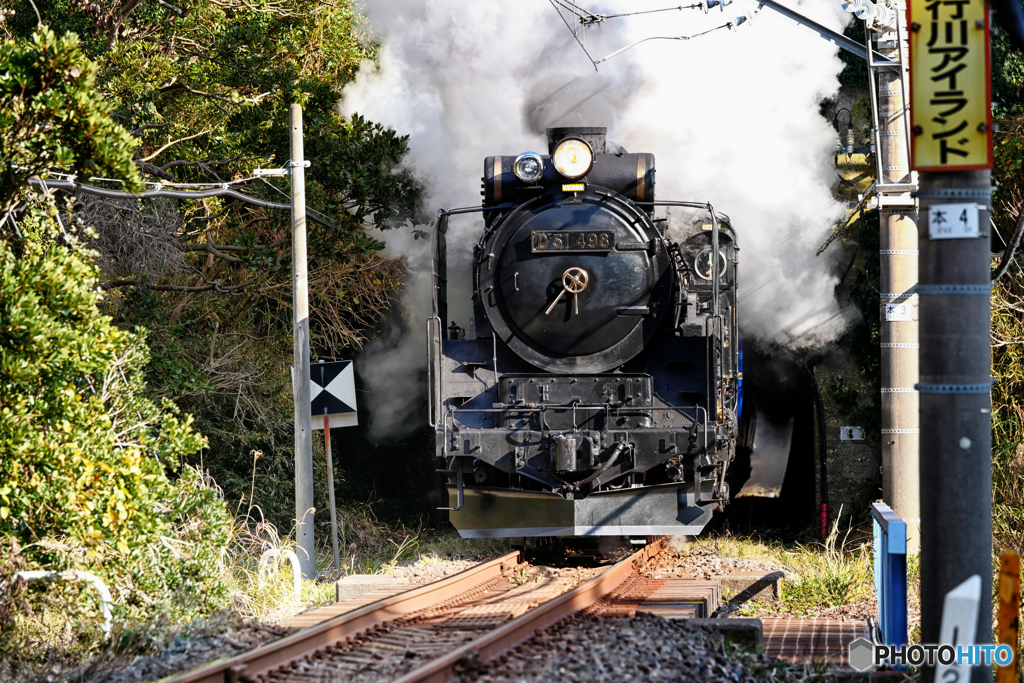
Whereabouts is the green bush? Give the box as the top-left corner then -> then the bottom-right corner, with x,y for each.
0,213 -> 232,608
1,224 -> 194,550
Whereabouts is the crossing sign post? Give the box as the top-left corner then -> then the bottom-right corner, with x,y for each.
311,360 -> 357,573
310,360 -> 358,429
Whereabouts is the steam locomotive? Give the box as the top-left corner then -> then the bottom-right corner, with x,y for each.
427,127 -> 740,539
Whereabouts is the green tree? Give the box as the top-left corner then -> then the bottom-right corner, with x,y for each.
0,26 -> 142,222
6,2 -> 424,531
0,29 -> 231,640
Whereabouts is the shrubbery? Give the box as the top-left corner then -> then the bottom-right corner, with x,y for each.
0,208 -> 234,619
0,28 -> 234,667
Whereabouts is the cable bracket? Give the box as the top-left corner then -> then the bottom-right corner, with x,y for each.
916,284 -> 991,295
879,249 -> 919,255
881,428 -> 920,434
912,188 -> 993,199
915,382 -> 993,394
881,387 -> 917,393
881,343 -> 920,348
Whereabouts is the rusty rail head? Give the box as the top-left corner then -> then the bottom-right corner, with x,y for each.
392,539 -> 665,683
162,550 -> 521,683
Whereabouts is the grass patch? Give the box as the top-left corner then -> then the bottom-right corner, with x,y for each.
777,520 -> 873,614
1,485 -> 505,682
694,521 -> 874,617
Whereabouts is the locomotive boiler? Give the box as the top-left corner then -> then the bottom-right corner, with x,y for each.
427,127 -> 740,539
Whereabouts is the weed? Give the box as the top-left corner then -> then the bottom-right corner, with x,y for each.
779,514 -> 873,613
510,567 -> 529,586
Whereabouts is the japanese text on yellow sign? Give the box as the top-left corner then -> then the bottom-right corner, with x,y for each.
909,0 -> 992,170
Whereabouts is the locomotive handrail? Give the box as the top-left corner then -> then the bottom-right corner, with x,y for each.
634,200 -> 717,209
436,203 -> 519,217
426,316 -> 442,428
705,313 -> 726,424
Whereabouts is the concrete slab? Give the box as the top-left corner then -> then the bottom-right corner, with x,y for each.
686,617 -> 763,648
335,574 -> 410,602
713,570 -> 785,603
636,579 -> 722,618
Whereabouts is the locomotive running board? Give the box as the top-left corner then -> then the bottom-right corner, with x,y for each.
446,483 -> 714,538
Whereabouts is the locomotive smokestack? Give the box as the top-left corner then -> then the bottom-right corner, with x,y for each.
546,127 -> 607,155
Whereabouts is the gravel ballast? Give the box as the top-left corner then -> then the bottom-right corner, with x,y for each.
465,612 -> 804,683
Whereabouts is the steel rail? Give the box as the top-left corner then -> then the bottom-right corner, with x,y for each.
394,540 -> 665,683
164,551 -> 521,683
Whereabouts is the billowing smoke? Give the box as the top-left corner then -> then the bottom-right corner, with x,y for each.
344,0 -> 852,439
739,411 -> 794,496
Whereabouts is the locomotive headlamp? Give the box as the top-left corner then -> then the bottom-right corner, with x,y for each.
552,138 -> 594,179
513,152 -> 544,183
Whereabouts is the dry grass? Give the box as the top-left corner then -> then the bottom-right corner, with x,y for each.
991,269 -> 1024,557
704,519 -> 876,618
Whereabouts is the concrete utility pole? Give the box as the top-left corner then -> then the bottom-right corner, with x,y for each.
291,104 -> 315,580
917,168 -> 993,683
873,5 -> 921,552
907,0 -> 993,679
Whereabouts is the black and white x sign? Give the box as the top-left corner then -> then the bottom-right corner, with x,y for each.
310,360 -> 357,429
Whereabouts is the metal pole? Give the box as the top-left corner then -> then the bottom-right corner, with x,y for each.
324,414 -> 340,575
291,104 -> 315,580
875,12 -> 921,552
917,167 -> 992,683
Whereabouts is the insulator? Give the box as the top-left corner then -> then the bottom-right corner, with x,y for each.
846,126 -> 855,155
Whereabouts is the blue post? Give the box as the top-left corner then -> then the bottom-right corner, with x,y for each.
870,502 -> 907,648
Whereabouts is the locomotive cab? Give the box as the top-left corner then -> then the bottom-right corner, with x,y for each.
427,127 -> 740,538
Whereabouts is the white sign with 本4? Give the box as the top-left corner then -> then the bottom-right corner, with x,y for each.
928,203 -> 980,240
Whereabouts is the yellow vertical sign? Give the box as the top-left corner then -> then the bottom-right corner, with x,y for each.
908,0 -> 992,170
997,550 -> 1020,683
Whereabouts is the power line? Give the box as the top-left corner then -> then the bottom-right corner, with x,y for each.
549,0 -> 598,70
551,0 -> 708,26
592,23 -> 734,65
257,176 -> 334,225
28,176 -> 336,229
549,0 -> 746,68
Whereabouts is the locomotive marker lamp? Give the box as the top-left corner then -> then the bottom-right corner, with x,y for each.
552,137 -> 594,179
513,152 -> 544,182
545,266 -> 589,315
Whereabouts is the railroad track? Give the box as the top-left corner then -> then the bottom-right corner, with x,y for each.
166,541 -> 665,683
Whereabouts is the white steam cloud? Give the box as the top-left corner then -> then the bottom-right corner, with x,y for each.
345,0 -> 853,439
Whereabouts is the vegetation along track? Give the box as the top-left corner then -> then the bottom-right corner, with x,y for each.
166,542 -> 665,683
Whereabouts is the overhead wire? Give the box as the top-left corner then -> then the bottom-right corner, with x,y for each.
27,176 -> 337,229
548,0 -> 599,70
593,24 -> 733,65
551,0 -> 707,25
549,0 -> 744,68
256,176 -> 335,225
